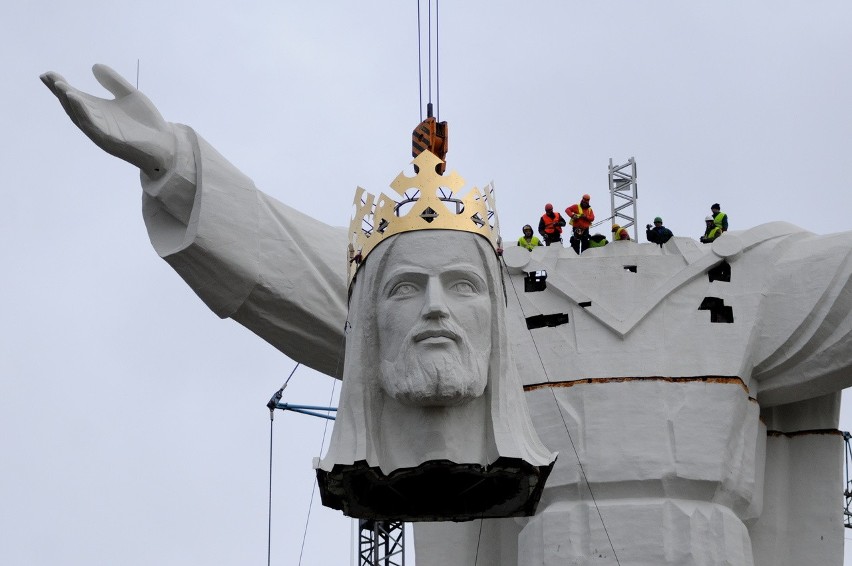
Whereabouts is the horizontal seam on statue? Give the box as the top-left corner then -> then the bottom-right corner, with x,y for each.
523,376 -> 750,395
766,428 -> 843,438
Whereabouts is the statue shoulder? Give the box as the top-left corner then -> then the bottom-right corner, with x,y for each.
750,222 -> 852,405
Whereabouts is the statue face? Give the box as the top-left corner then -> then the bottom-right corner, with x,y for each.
376,232 -> 493,406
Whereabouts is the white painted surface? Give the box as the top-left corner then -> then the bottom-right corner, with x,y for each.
318,230 -> 554,486
39,64 -> 852,565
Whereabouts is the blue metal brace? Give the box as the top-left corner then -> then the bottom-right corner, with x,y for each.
274,402 -> 337,421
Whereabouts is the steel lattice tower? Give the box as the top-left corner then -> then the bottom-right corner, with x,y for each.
608,157 -> 639,241
359,520 -> 405,566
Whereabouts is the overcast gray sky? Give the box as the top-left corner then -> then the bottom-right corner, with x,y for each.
4,1 -> 852,564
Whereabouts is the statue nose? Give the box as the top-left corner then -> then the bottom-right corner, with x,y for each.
422,278 -> 450,319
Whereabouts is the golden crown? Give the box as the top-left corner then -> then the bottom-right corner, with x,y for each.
348,150 -> 502,283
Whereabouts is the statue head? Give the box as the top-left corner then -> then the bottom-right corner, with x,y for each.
376,230 -> 492,406
317,154 -> 555,521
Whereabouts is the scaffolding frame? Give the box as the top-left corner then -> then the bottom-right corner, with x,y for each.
608,157 -> 639,241
267,393 -> 406,565
359,519 -> 405,566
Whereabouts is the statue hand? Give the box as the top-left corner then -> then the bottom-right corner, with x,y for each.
41,64 -> 175,176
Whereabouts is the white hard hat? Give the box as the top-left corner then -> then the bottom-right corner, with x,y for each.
705,215 -> 714,221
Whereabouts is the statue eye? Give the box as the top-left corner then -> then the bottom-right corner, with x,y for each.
390,282 -> 419,297
451,280 -> 477,295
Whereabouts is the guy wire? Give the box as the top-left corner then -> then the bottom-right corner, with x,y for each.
501,259 -> 621,565
297,375 -> 338,565
296,321 -> 348,565
473,517 -> 484,565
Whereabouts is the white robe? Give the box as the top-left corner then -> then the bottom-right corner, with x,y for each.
141,124 -> 852,566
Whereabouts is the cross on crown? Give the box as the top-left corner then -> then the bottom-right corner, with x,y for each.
348,151 -> 502,284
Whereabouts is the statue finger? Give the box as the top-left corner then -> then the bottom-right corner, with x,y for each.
39,71 -> 68,98
40,73 -> 77,121
92,64 -> 135,99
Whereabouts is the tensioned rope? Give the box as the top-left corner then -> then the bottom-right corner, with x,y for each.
473,517 -> 484,565
591,214 -> 616,229
501,259 -> 622,565
296,320 -> 348,565
297,377 -> 338,565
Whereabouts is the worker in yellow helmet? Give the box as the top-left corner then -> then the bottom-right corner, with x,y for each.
612,224 -> 631,241
518,224 -> 543,251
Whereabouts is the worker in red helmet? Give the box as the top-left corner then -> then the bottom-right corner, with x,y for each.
538,203 -> 566,246
565,194 -> 595,254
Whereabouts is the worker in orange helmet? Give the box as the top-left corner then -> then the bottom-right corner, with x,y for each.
538,203 -> 566,246
565,194 -> 595,254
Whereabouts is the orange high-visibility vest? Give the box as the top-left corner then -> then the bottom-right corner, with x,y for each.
541,212 -> 564,235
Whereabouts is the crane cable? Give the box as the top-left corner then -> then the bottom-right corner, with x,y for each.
417,0 -> 440,121
435,0 -> 440,121
416,0 -> 423,121
501,258 -> 622,565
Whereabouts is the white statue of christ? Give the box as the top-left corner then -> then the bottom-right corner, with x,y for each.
319,228 -> 555,521
42,64 -> 852,565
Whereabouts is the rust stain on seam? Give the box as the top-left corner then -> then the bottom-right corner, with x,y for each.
767,428 -> 843,438
524,376 -> 750,396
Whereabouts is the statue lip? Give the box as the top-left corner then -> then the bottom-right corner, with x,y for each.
413,327 -> 459,343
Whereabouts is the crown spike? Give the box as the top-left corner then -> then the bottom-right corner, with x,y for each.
348,151 -> 501,284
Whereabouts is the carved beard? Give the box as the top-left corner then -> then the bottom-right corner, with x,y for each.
379,323 -> 489,407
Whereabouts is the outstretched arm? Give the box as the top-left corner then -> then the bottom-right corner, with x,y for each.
42,65 -> 348,377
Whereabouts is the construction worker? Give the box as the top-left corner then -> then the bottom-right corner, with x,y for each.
588,233 -> 609,248
700,215 -> 723,243
538,203 -> 566,246
646,217 -> 673,246
565,194 -> 595,254
710,203 -> 728,232
612,224 -> 631,241
518,224 -> 543,251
